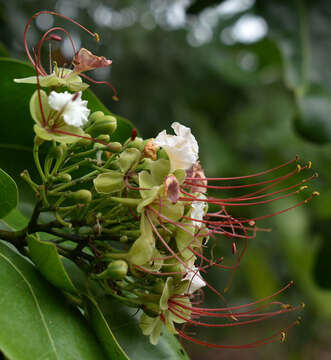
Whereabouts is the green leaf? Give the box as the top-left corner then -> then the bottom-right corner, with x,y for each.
90,296 -> 190,360
0,169 -> 18,219
28,234 -> 79,295
0,208 -> 28,231
86,297 -> 129,360
0,241 -> 106,360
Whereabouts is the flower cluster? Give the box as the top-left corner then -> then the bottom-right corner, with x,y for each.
14,11 -> 319,351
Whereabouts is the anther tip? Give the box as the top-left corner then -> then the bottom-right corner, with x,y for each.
112,95 -> 119,102
313,191 -> 320,196
308,160 -> 312,169
281,332 -> 286,342
296,164 -> 302,173
94,33 -> 100,42
301,302 -> 306,309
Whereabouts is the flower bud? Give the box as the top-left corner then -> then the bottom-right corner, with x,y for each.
94,260 -> 128,280
85,115 -> 117,137
69,189 -> 92,203
97,134 -> 110,142
52,173 -> 72,183
127,137 -> 144,151
107,142 -> 122,153
94,171 -> 125,194
88,111 -> 104,124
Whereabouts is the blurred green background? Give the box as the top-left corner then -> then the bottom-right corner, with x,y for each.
1,0 -> 331,358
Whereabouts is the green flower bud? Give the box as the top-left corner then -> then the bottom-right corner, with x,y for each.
85,115 -> 117,137
52,173 -> 72,183
94,171 -> 125,194
94,260 -> 128,280
127,137 -> 144,151
107,142 -> 122,153
88,111 -> 104,124
69,189 -> 92,203
97,134 -> 110,142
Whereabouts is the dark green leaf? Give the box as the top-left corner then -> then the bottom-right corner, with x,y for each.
90,295 -> 190,360
86,297 -> 129,360
28,235 -> 79,295
0,241 -> 107,360
0,169 -> 18,219
0,208 -> 28,231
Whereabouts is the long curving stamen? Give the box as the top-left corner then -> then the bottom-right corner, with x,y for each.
24,10 -> 97,73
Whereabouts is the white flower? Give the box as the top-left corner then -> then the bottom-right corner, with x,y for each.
48,91 -> 90,127
183,266 -> 206,294
191,193 -> 206,228
154,122 -> 199,172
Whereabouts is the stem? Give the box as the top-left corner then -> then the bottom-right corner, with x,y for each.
33,142 -> 46,183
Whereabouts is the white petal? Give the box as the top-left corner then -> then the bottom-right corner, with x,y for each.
183,266 -> 206,294
154,122 -> 199,171
48,91 -> 90,127
191,194 -> 206,228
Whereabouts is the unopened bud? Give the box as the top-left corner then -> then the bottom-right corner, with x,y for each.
127,137 -> 144,151
89,111 -> 104,124
97,134 -> 110,142
94,171 -> 125,194
94,260 -> 128,280
69,189 -> 92,203
86,115 -> 117,137
53,173 -> 72,183
107,142 -> 122,153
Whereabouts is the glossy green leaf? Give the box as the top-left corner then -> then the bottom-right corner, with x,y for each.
0,208 -> 28,231
86,297 -> 129,360
0,241 -> 107,360
90,295 -> 190,360
0,169 -> 18,219
28,235 -> 79,295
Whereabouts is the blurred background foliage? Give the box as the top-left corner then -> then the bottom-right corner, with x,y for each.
0,0 -> 331,358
